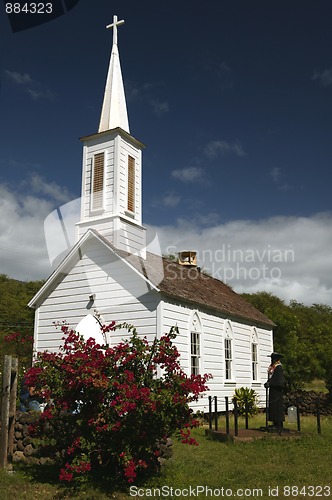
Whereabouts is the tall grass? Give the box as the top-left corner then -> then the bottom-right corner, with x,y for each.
304,379 -> 328,393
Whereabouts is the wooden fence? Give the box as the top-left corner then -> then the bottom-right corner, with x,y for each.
0,355 -> 18,469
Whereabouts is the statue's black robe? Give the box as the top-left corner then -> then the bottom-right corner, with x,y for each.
267,364 -> 284,425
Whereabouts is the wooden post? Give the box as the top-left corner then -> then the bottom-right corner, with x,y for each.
225,397 -> 230,435
8,358 -> 18,460
265,386 -> 269,430
214,396 -> 218,431
234,399 -> 239,437
0,356 -> 18,469
316,397 -> 321,435
245,401 -> 249,430
208,396 -> 212,430
296,403 -> 301,432
0,356 -> 12,469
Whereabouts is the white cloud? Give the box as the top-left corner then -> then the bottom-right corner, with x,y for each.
5,70 -> 33,85
270,167 -> 291,191
125,80 -> 168,116
150,99 -> 169,116
171,166 -> 204,183
27,173 -> 73,204
0,158 -> 40,170
163,193 -> 181,207
205,140 -> 245,159
0,177 -> 75,280
152,192 -> 181,208
27,88 -> 55,101
270,167 -> 281,183
4,69 -> 55,101
125,80 -> 154,102
312,68 -> 332,87
147,212 -> 332,306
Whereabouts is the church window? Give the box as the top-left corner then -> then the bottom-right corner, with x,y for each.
127,155 -> 135,212
190,313 -> 202,375
225,338 -> 232,379
224,321 -> 234,380
251,328 -> 260,381
91,152 -> 104,211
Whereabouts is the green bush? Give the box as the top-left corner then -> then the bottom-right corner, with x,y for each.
232,387 -> 259,417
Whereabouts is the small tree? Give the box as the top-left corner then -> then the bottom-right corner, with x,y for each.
25,322 -> 211,484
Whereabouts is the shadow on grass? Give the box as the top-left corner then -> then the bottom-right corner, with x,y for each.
13,460 -> 162,499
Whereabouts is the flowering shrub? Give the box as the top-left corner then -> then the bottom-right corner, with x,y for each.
25,322 -> 211,484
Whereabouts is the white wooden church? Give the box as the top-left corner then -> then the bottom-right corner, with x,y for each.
29,16 -> 274,411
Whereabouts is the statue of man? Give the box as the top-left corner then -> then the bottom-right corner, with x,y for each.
264,352 -> 284,433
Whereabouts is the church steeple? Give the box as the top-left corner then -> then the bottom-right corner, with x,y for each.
76,15 -> 146,258
98,15 -> 129,134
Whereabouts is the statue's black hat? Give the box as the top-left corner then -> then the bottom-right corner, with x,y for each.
268,352 -> 283,359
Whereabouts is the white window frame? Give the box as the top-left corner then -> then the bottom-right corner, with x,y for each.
224,321 -> 235,382
251,327 -> 260,382
190,312 -> 202,376
91,152 -> 105,212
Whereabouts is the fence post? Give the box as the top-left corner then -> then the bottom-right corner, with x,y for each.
225,397 -> 230,435
245,401 -> 249,430
233,399 -> 239,437
0,355 -> 12,469
8,358 -> 18,461
214,396 -> 218,431
316,397 -> 321,435
265,386 -> 269,430
208,396 -> 212,430
296,401 -> 301,432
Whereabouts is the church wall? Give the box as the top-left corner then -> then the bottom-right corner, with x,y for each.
34,238 -> 159,354
77,217 -> 115,241
115,218 -> 146,256
161,297 -> 272,412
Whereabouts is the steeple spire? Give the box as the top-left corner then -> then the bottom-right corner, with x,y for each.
98,15 -> 130,134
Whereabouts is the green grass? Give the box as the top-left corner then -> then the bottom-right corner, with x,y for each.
303,379 -> 328,393
1,415 -> 332,499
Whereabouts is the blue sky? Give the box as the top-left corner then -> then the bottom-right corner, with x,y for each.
1,0 -> 332,305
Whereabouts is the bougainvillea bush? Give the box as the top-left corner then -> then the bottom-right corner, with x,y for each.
25,322 -> 211,484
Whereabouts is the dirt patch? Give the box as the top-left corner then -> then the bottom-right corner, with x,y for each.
205,427 -> 302,443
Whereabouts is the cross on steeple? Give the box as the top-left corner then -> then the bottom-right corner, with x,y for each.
106,15 -> 125,46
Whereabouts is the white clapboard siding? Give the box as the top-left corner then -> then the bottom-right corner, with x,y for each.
116,219 -> 146,255
77,217 -> 115,241
161,297 -> 273,411
35,236 -> 159,354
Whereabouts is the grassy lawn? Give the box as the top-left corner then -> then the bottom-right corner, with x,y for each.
303,379 -> 328,393
1,415 -> 332,499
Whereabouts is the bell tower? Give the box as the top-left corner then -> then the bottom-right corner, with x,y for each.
76,15 -> 146,258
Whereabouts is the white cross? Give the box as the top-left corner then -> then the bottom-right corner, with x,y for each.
106,15 -> 125,46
